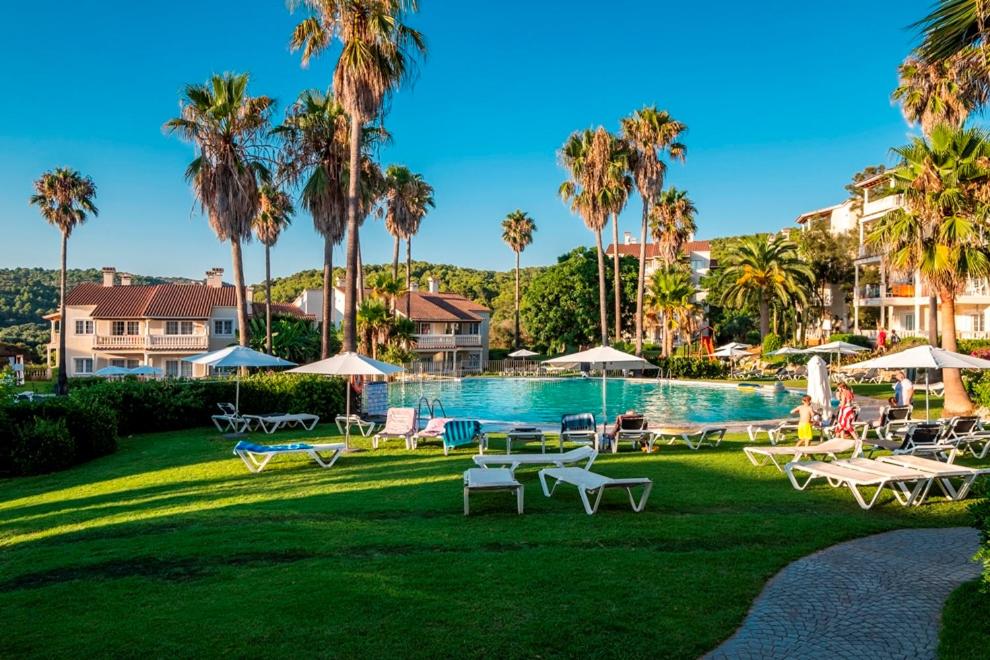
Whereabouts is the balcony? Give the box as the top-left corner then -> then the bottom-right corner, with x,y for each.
862,193 -> 903,218
413,334 -> 482,349
93,334 -> 209,351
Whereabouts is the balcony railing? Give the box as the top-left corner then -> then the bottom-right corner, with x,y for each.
862,193 -> 903,218
413,334 -> 482,349
93,334 -> 209,351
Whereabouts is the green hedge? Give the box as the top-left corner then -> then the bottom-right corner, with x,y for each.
0,397 -> 118,476
828,333 -> 872,348
653,357 -> 728,379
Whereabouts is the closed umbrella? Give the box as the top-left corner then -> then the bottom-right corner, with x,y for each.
843,345 -> 990,420
184,346 -> 296,417
806,355 -> 832,420
287,352 -> 404,448
543,346 -> 655,436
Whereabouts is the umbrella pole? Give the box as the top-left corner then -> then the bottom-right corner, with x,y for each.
235,375 -> 241,416
345,375 -> 352,450
925,371 -> 930,422
601,366 -> 607,441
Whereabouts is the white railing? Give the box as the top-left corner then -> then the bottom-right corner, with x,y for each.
862,193 -> 902,218
148,335 -> 209,350
93,335 -> 146,349
413,334 -> 482,349
93,334 -> 209,350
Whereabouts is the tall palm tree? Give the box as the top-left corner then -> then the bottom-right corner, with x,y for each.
651,188 -> 697,264
368,270 -> 404,314
400,173 -> 434,316
275,89 -> 349,358
914,0 -> 990,81
289,0 -> 426,353
620,107 -> 686,355
252,185 -> 294,354
602,140 -> 633,342
357,298 -> 390,359
719,235 -> 813,338
560,127 -> 624,345
645,266 -> 698,358
867,124 -> 990,416
165,73 -> 272,350
500,210 -> 537,348
29,168 -> 98,395
381,164 -> 416,280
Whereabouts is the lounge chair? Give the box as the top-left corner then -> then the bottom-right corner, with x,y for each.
335,414 -> 377,437
864,405 -> 914,441
411,417 -> 450,445
849,368 -> 882,385
784,458 -> 930,510
950,417 -> 990,459
747,420 -> 799,445
876,454 -> 990,502
612,413 -> 652,451
233,440 -> 345,473
212,402 -> 249,434
463,468 -> 523,515
413,419 -> 486,456
867,422 -> 954,459
372,407 -> 418,450
743,437 -> 860,472
652,426 -> 726,450
538,467 -> 653,515
245,412 -> 320,434
473,446 -> 598,475
560,413 -> 601,452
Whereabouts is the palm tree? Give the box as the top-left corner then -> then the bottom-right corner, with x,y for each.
559,127 -> 625,345
646,266 -> 698,358
914,0 -> 990,79
289,0 -> 426,353
651,188 -> 697,265
357,298 -> 390,358
165,73 -> 272,350
381,164 -> 416,280
368,270 -> 404,314
602,141 -> 633,342
275,89 -> 349,358
500,210 -> 537,348
252,185 -> 294,354
29,168 -> 98,395
867,124 -> 990,415
400,173 -> 434,316
620,107 -> 686,355
719,235 -> 813,338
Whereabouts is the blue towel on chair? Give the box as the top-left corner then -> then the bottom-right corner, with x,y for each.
234,441 -> 312,453
561,413 -> 595,433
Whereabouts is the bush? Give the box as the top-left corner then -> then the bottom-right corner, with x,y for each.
761,333 -> 783,354
11,418 -> 74,475
828,333 -> 872,348
958,339 -> 990,355
653,356 -> 728,379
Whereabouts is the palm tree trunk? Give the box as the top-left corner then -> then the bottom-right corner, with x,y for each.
611,212 -> 622,343
514,250 -> 521,349
928,295 -> 939,345
635,204 -> 648,355
594,229 -> 608,346
55,230 -> 68,396
230,237 -> 250,348
264,244 -> 272,355
356,230 -> 365,305
406,237 -> 412,317
392,235 -> 400,280
342,117 -> 362,353
759,294 -> 770,337
321,236 -> 333,359
940,293 -> 972,416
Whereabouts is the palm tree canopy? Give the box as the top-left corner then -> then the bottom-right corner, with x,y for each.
379,164 -> 427,240
164,73 -> 273,243
253,185 -> 294,247
651,187 -> 697,264
558,127 -> 629,231
30,168 -> 99,236
646,266 -> 698,329
619,106 -> 686,202
914,0 -> 990,62
288,0 -> 426,123
719,235 -> 814,310
501,210 -> 537,253
891,49 -> 987,135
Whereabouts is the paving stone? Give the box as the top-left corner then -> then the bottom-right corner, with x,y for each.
705,527 -> 980,660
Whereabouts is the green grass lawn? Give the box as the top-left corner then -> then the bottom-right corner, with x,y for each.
0,426 -> 979,658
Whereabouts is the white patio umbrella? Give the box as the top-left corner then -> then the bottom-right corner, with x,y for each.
843,345 -> 990,420
287,352 -> 404,448
184,346 -> 296,416
768,347 -> 806,356
806,355 -> 832,420
94,365 -> 131,378
543,345 -> 655,435
716,342 -> 751,352
507,349 -> 539,358
805,340 -> 868,365
713,345 -> 751,376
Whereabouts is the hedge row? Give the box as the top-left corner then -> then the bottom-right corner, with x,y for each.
653,357 -> 728,379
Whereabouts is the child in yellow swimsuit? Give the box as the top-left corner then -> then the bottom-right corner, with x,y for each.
792,395 -> 815,446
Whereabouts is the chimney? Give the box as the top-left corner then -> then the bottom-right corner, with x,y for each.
102,267 -> 116,287
335,277 -> 343,289
119,273 -> 132,286
623,232 -> 634,245
245,286 -> 254,304
427,277 -> 439,294
409,281 -> 419,292
206,268 -> 224,288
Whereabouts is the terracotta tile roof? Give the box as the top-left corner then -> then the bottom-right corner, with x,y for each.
65,282 -> 241,319
394,291 -> 490,322
252,302 -> 315,320
606,240 -> 711,258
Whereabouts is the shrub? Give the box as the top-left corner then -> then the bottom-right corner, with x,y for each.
761,333 -> 783,354
958,339 -> 990,355
828,333 -> 872,348
11,418 -> 74,475
653,356 -> 728,379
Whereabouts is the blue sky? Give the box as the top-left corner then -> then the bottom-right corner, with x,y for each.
0,1 -> 931,283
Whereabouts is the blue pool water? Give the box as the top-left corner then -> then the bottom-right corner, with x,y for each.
388,377 -> 801,427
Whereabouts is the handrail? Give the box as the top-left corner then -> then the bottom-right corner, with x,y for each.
431,399 -> 447,418
416,396 -> 433,420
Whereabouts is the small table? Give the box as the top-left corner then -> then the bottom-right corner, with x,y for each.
463,468 -> 524,515
505,428 -> 547,454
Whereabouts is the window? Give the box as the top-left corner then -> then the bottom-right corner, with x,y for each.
110,359 -> 140,369
974,314 -> 986,333
127,321 -> 140,335
74,320 -> 93,335
165,360 -> 193,378
112,321 -> 125,336
903,314 -> 915,332
213,319 -> 234,336
690,257 -> 705,272
181,361 -> 192,378
166,321 -> 194,335
417,322 -> 431,335
74,358 -> 93,374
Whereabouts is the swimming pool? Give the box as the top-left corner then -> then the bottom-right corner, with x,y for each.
388,377 -> 801,428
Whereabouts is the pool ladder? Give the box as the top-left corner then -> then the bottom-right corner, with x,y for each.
416,396 -> 447,420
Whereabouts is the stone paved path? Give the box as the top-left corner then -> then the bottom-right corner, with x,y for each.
707,527 -> 980,659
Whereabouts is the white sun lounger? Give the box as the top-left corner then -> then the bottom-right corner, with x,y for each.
245,413 -> 321,434
212,402 -> 250,434
372,408 -> 417,450
335,414 -> 378,437
233,440 -> 346,473
472,446 -> 597,475
876,454 -> 990,502
537,467 -> 653,515
463,468 -> 523,515
743,438 -> 860,472
784,458 -> 930,510
747,421 -> 798,445
652,426 -> 726,451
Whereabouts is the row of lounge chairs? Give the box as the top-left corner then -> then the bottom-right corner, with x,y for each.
213,403 -> 320,435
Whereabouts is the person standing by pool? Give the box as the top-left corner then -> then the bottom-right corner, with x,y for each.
833,382 -> 857,438
792,395 -> 816,446
876,325 -> 887,353
894,371 -> 914,407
